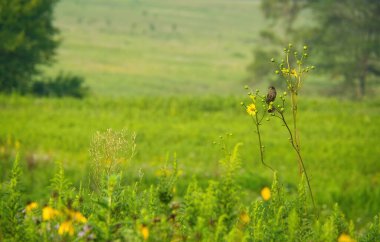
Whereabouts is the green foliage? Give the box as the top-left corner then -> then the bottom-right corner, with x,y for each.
0,155 -> 25,241
306,0 -> 380,97
362,215 -> 380,242
246,174 -> 314,241
246,49 -> 279,85
0,0 -> 59,93
0,40 -> 378,238
49,160 -> 73,206
31,73 -> 88,98
247,0 -> 305,87
244,45 -> 316,210
217,142 -> 242,228
46,0 -> 267,97
0,95 -> 379,221
0,142 -> 380,241
250,0 -> 380,97
90,173 -> 125,240
90,129 -> 136,191
157,158 -> 178,205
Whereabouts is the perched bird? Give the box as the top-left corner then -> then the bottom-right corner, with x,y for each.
266,86 -> 276,112
266,86 -> 276,104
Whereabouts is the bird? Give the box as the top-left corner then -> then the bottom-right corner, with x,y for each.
266,86 -> 277,112
266,86 -> 276,104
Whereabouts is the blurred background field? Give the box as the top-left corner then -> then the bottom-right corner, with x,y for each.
1,0 -> 380,226
46,0 -> 265,96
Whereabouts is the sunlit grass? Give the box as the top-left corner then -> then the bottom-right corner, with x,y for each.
1,95 -> 379,222
45,0 -> 264,96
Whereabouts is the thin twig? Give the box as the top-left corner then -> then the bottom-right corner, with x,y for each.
252,114 -> 275,172
243,103 -> 275,172
278,111 -> 316,212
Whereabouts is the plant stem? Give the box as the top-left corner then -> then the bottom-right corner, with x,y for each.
278,112 -> 316,211
290,92 -> 301,173
253,114 -> 274,172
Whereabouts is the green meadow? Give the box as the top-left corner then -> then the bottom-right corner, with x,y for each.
47,0 -> 267,96
1,95 -> 379,222
1,0 -> 380,240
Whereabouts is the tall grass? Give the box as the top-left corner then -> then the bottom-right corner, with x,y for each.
1,95 -> 379,221
1,146 -> 379,241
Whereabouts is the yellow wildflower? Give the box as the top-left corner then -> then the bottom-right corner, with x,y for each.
290,69 -> 298,78
140,225 -> 149,240
261,187 -> 271,201
246,104 -> 257,116
58,220 -> 75,236
69,210 -> 87,224
42,206 -> 60,221
26,202 -> 38,213
338,233 -> 356,242
240,212 -> 250,224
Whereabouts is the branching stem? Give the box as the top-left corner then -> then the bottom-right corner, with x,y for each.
278,111 -> 316,211
290,93 -> 300,172
252,114 -> 274,172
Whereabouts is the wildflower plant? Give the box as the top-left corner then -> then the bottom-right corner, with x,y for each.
242,44 -> 316,210
1,145 -> 380,241
0,154 -> 24,241
2,47 -> 380,241
90,128 -> 136,191
50,160 -> 73,206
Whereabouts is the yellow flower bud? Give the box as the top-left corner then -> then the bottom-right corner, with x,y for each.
261,187 -> 271,201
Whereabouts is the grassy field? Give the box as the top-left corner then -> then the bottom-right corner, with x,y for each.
1,0 -> 380,239
46,0 -> 265,97
1,95 -> 379,223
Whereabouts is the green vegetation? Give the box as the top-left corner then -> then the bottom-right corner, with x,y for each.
48,0 -> 265,97
32,73 -> 88,98
1,138 -> 380,241
0,0 -> 59,92
1,95 -> 379,222
244,44 -> 317,210
249,0 -> 380,97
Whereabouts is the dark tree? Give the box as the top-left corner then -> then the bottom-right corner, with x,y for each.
0,0 -> 59,93
308,0 -> 380,97
248,0 -> 380,97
